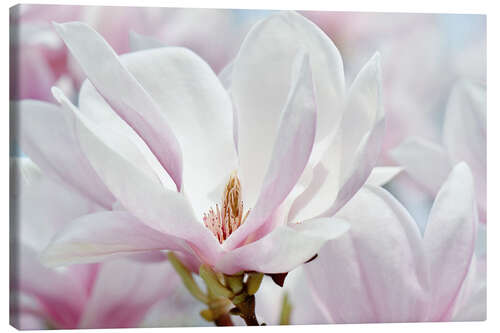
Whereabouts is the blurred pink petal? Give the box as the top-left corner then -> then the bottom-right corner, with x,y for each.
78,259 -> 178,328
304,163 -> 481,323
15,100 -> 115,209
442,81 -> 486,218
424,162 -> 477,320
392,82 -> 486,221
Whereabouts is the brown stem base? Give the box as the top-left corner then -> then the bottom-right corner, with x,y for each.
214,313 -> 234,326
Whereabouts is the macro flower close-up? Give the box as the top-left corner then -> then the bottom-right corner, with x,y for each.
9,4 -> 487,330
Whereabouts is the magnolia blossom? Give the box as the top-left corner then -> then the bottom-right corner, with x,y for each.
14,11 -> 391,278
391,81 -> 486,222
10,158 -> 186,329
302,163 -> 485,323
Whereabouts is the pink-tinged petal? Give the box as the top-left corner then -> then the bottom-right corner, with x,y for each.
224,52 -> 317,250
443,81 -> 486,219
366,166 -> 404,186
289,53 -> 384,222
215,217 -> 349,274
452,255 -> 486,321
121,47 -> 237,216
78,259 -> 177,328
14,100 -> 115,208
304,186 -> 429,323
53,22 -> 183,190
128,31 -> 165,52
424,162 -> 478,321
391,137 -> 452,194
52,88 -> 220,265
287,162 -> 331,223
140,279 -> 209,328
286,266 -> 331,325
41,211 -> 193,267
78,81 -> 175,190
325,115 -> 385,216
232,11 -> 345,209
14,166 -> 101,252
13,245 -> 87,329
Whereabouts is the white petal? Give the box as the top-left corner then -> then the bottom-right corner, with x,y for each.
224,51 -> 317,250
424,162 -> 478,321
366,166 -> 404,186
121,47 -> 238,216
215,217 -> 349,274
391,137 -> 452,194
53,22 -> 183,190
52,88 -> 221,265
232,11 -> 345,207
78,80 -> 175,190
443,81 -> 486,217
289,53 -> 384,221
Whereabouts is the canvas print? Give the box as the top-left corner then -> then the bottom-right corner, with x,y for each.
9,4 -> 486,329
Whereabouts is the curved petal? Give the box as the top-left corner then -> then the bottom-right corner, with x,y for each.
224,52 -> 317,250
304,186 -> 429,323
13,245 -> 88,329
14,167 -> 101,252
215,217 -> 349,274
121,47 -> 237,216
218,61 -> 233,90
366,166 -> 404,186
13,99 -> 115,208
289,53 -> 384,222
41,211 -> 194,267
53,22 -> 183,190
232,11 -> 345,208
78,259 -> 177,328
391,137 -> 452,194
443,81 -> 486,218
451,255 -> 486,321
51,88 -> 221,265
424,162 -> 478,321
78,80 -> 175,190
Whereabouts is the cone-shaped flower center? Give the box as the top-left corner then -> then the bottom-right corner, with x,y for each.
203,172 -> 250,243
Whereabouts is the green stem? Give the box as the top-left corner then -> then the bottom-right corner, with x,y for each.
279,293 -> 292,325
167,252 -> 209,304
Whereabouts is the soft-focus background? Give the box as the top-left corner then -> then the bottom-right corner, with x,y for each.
9,4 -> 486,328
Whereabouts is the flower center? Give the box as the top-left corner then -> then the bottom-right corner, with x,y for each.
203,172 -> 250,243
